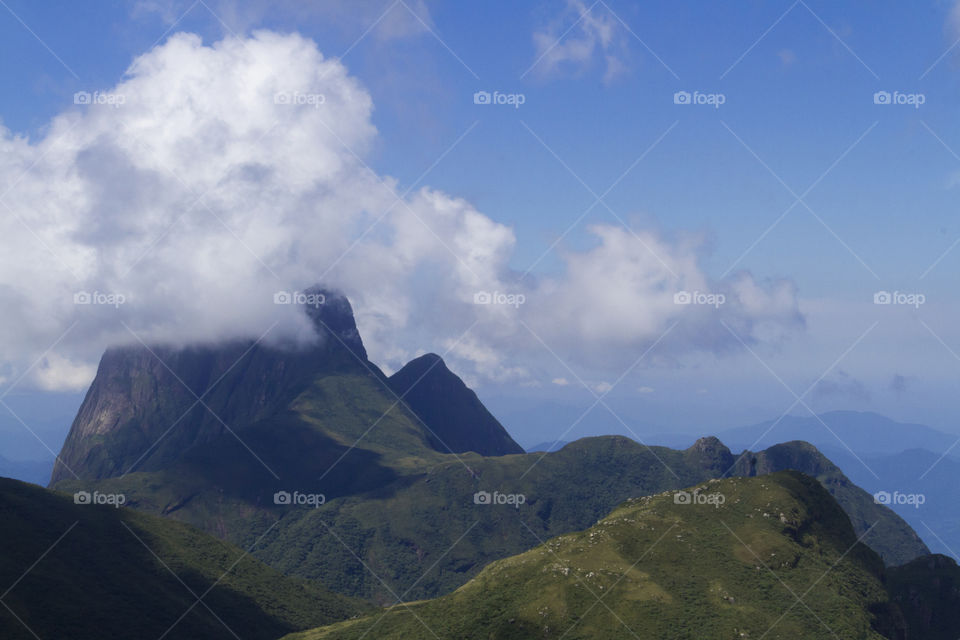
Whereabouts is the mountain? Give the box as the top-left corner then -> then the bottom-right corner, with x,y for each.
283,472 -> 896,640
48,291 -> 928,604
719,411 -> 957,458
0,477 -> 365,640
387,353 -> 523,456
51,288 -> 522,488
50,287 -> 376,484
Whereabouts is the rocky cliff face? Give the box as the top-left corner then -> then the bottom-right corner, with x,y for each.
51,288 -> 372,484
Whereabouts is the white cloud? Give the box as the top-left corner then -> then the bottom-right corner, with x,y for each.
592,381 -> 613,394
530,0 -> 629,80
551,377 -> 570,386
31,354 -> 97,392
637,386 -> 654,394
0,31 -> 802,391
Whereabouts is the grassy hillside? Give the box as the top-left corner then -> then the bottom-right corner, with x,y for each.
284,472 -> 892,640
730,441 -> 929,565
0,478 -> 367,640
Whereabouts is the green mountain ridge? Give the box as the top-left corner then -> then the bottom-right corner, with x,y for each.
283,472 -> 897,640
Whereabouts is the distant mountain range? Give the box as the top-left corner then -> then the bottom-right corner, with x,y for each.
716,410 -> 958,458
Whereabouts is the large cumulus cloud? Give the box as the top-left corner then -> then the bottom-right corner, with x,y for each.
0,30 -> 802,391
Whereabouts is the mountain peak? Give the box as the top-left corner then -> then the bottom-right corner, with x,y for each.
50,284 -> 370,484
388,354 -> 524,456
302,286 -> 366,360
688,435 -> 728,453
682,436 -> 735,477
395,352 -> 447,373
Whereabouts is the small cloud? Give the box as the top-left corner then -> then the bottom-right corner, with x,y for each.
552,377 -> 570,386
529,0 -> 629,81
31,354 -> 96,392
696,388 -> 708,395
777,49 -> 797,66
637,386 -> 654,394
593,381 -> 613,394
812,370 -> 870,402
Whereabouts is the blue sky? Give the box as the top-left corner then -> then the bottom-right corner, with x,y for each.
2,0 -> 960,456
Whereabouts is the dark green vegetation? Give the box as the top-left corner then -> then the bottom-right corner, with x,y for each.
0,478 -> 366,640
885,554 -> 960,639
50,291 -> 927,608
284,472 -> 896,640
